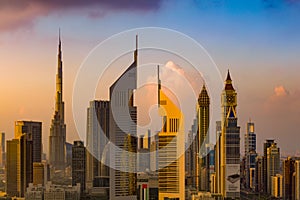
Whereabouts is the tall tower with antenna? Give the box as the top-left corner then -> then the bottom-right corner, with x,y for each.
157,65 -> 185,200
49,30 -> 66,171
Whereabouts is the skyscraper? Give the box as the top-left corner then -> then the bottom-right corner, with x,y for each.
49,31 -> 66,170
6,134 -> 33,197
15,121 -> 42,196
267,142 -> 280,194
295,160 -> 300,200
255,156 -> 263,193
214,121 -> 222,194
86,100 -> 110,196
15,121 -> 42,163
219,70 -> 241,198
33,162 -> 44,186
283,157 -> 296,200
6,139 -> 19,197
185,119 -> 197,188
263,139 -> 275,193
0,132 -> 5,168
109,36 -> 138,199
72,141 -> 86,194
271,174 -> 283,198
197,85 -> 210,191
244,121 -> 257,190
244,121 -> 256,154
157,65 -> 185,200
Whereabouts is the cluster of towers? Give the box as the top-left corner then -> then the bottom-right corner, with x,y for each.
6,33 -> 299,200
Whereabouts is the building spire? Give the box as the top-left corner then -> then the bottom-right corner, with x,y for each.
56,29 -> 63,111
58,28 -> 62,60
225,69 -> 234,90
134,34 -> 138,63
226,69 -> 232,81
158,65 -> 161,107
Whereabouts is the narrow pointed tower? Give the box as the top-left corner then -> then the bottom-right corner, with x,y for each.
49,30 -> 66,171
219,70 -> 240,198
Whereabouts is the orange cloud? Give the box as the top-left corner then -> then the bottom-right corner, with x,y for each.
274,85 -> 289,97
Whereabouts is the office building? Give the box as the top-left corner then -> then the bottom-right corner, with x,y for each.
197,85 -> 210,191
157,65 -> 185,200
263,139 -> 275,193
0,132 -> 5,168
109,36 -> 138,199
72,141 -> 86,194
284,157 -> 296,200
6,139 -> 20,197
15,121 -> 42,163
295,160 -> 300,200
267,142 -> 280,194
271,174 -> 283,198
33,162 -> 44,186
185,119 -> 197,189
244,121 -> 257,190
255,156 -> 263,193
86,100 -> 110,197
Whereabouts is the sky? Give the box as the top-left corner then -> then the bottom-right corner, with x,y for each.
0,0 -> 300,156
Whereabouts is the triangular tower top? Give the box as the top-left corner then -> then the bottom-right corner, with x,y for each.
225,69 -> 234,90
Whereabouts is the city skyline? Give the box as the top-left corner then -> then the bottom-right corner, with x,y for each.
0,0 -> 300,157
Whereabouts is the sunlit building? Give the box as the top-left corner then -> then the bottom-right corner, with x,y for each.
271,174 -> 283,198
157,65 -> 185,200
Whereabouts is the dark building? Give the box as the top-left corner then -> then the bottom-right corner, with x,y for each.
255,156 -> 263,193
197,85 -> 210,191
15,121 -> 42,163
72,141 -> 86,194
66,142 -> 72,167
283,157 -> 299,200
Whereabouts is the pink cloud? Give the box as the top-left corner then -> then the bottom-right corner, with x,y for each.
0,0 -> 163,31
